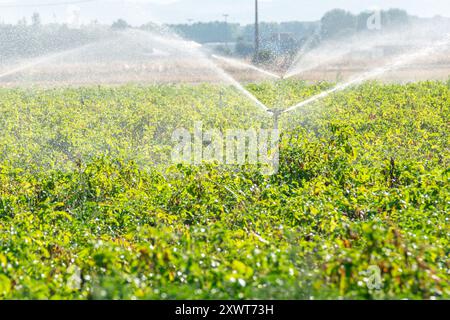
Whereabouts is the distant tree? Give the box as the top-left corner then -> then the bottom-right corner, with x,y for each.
235,37 -> 254,57
31,12 -> 41,27
214,45 -> 232,56
356,11 -> 373,31
170,22 -> 239,44
111,19 -> 129,30
167,21 -> 317,45
321,9 -> 357,39
18,17 -> 27,26
0,16 -> 109,60
253,49 -> 275,64
383,9 -> 409,27
279,21 -> 309,37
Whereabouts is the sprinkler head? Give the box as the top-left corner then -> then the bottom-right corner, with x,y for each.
267,109 -> 283,117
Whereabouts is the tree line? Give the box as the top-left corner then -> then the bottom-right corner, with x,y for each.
0,8 -> 420,60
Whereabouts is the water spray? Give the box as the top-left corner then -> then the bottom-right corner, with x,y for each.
254,32 -> 450,136
281,33 -> 450,115
0,39 -> 113,81
211,54 -> 281,79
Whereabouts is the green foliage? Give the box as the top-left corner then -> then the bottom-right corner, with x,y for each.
111,19 -> 130,30
235,38 -> 254,57
170,21 -> 240,44
253,50 -> 276,64
0,80 -> 448,300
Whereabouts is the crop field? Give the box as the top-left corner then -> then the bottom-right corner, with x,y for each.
0,80 -> 448,299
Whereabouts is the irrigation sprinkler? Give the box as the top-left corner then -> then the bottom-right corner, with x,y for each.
266,76 -> 287,131
267,108 -> 282,131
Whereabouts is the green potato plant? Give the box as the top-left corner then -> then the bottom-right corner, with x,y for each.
0,80 -> 448,300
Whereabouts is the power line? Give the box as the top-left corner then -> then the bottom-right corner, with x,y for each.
0,0 -> 98,8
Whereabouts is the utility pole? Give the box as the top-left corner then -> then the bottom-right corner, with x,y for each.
254,0 -> 260,63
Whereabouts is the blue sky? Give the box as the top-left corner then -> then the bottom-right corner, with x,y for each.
0,0 -> 449,25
